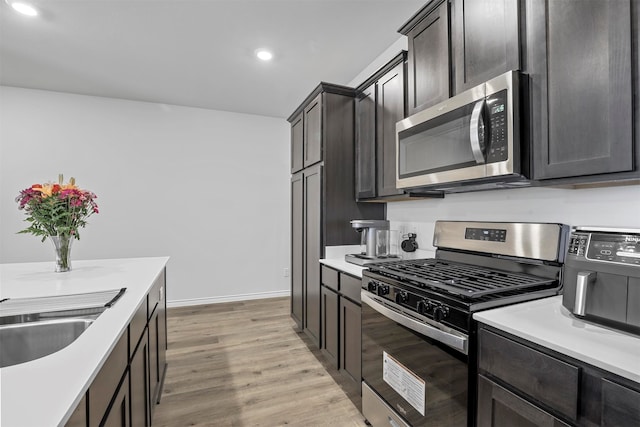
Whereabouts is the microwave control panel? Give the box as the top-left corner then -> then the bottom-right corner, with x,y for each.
486,89 -> 508,164
568,231 -> 640,266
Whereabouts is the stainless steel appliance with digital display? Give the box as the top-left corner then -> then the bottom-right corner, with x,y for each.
361,221 -> 569,426
562,226 -> 640,335
396,70 -> 528,192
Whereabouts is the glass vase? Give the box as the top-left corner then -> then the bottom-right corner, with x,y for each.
50,235 -> 73,272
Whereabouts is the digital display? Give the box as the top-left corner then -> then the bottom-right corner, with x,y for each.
586,233 -> 640,265
491,104 -> 505,114
465,228 -> 507,242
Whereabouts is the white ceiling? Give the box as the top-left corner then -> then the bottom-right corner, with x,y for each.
0,0 -> 426,118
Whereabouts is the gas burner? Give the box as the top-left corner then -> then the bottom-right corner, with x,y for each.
368,259 -> 556,299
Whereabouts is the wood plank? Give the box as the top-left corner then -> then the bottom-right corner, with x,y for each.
152,297 -> 366,426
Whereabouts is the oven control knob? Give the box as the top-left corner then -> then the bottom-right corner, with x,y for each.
417,300 -> 430,315
367,281 -> 377,292
433,306 -> 450,322
377,285 -> 390,296
395,292 -> 408,304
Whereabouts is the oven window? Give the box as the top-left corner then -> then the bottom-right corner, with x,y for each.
398,103 -> 478,178
362,301 -> 468,426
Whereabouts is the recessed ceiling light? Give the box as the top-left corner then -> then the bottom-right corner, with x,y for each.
8,1 -> 38,16
255,49 -> 273,61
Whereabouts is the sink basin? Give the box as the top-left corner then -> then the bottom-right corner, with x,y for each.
0,289 -> 126,368
0,318 -> 94,368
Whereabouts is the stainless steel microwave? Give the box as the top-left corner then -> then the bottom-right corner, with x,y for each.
396,70 -> 527,190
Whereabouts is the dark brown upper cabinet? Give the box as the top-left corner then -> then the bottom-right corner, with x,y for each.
399,1 -> 451,116
355,52 -> 407,201
355,83 -> 376,199
452,0 -> 521,94
303,94 -> 323,168
377,61 -> 406,198
290,113 -> 303,173
526,0 -> 636,181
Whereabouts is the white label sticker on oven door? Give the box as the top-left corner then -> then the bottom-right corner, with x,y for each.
382,351 -> 426,416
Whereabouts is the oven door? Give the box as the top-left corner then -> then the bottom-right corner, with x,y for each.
361,291 -> 469,427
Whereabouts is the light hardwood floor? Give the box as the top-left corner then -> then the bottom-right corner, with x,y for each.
153,297 -> 367,427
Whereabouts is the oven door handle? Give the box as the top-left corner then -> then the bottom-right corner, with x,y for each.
362,291 -> 468,355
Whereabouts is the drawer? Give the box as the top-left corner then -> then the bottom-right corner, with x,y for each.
148,269 -> 165,319
340,273 -> 361,304
321,265 -> 339,292
128,300 -> 147,359
478,328 -> 579,421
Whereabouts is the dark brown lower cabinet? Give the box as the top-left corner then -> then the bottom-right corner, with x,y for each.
320,265 -> 362,398
477,375 -> 570,427
101,372 -> 131,427
65,395 -> 87,427
339,296 -> 361,393
477,324 -> 640,426
88,332 -> 128,426
130,328 -> 149,427
321,285 -> 339,367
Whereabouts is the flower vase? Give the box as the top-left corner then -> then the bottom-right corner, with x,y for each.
50,235 -> 73,272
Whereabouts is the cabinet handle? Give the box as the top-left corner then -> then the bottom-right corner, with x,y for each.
469,99 -> 487,164
574,271 -> 595,316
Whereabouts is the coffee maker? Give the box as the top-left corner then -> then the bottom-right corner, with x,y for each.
345,219 -> 400,265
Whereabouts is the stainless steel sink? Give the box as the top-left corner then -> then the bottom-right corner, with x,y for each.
0,318 -> 95,368
0,289 -> 126,368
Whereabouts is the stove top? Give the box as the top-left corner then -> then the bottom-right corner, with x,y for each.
367,259 -> 556,299
360,221 -> 569,333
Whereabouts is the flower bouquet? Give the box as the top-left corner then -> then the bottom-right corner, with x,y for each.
16,174 -> 99,272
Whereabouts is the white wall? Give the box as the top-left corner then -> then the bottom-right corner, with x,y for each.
387,186 -> 640,252
0,86 -> 291,305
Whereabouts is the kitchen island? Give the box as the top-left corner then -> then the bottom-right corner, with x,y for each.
0,256 -> 169,426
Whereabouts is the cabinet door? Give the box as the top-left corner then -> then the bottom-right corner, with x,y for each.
406,0 -> 450,115
148,308 -> 164,415
320,285 -> 339,367
130,328 -> 149,427
453,0 -> 520,93
377,62 -> 405,197
89,333 -> 128,427
477,375 -> 570,427
304,164 -> 323,346
303,94 -> 323,168
601,379 -> 640,426
156,278 -> 167,405
65,395 -> 87,427
527,0 -> 633,180
291,113 -> 304,173
355,84 -> 377,199
101,372 -> 131,427
291,172 -> 304,328
339,297 -> 361,393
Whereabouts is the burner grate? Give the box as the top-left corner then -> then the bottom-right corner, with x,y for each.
368,259 -> 555,299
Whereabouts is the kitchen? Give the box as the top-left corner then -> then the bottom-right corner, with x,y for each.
1,0 -> 639,426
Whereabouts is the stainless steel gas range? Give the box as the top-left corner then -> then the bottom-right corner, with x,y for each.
361,221 -> 570,427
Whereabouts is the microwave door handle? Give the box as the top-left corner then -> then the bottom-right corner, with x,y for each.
469,100 -> 486,164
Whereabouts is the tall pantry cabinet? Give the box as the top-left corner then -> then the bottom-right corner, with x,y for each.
289,82 -> 385,347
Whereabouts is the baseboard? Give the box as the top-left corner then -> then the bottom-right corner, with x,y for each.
167,289 -> 291,308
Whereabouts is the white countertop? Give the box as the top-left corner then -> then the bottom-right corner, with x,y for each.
320,245 -> 436,278
0,257 -> 169,427
474,296 -> 640,383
